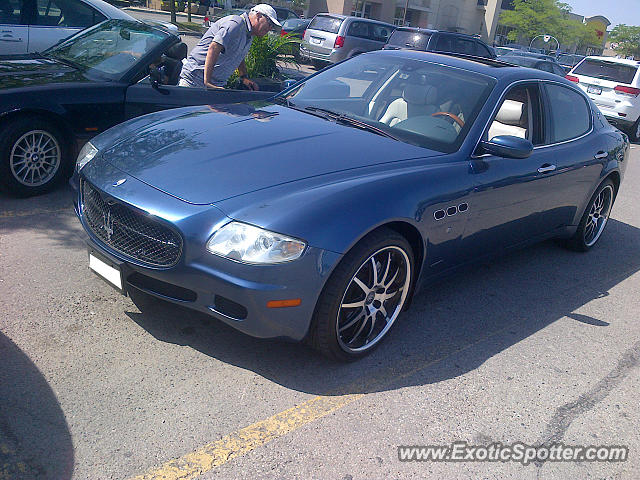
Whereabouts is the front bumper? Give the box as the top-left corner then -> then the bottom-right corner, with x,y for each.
73,162 -> 342,342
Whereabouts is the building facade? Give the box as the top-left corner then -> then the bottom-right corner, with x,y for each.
305,0 -> 610,52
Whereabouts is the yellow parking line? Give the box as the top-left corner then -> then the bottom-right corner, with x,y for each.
130,323 -> 512,480
129,394 -> 363,480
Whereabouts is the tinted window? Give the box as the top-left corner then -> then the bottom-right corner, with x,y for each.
0,0 -> 22,25
573,59 -> 638,84
545,84 -> 591,143
282,18 -> 307,30
36,0 -> 105,28
475,43 -> 493,58
387,29 -> 430,50
435,35 -> 476,55
347,21 -> 369,39
308,15 -> 343,34
370,24 -> 391,43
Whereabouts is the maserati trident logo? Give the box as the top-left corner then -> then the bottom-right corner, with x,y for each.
113,178 -> 127,187
103,210 -> 114,242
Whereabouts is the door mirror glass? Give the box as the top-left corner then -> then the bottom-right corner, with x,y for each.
480,135 -> 533,159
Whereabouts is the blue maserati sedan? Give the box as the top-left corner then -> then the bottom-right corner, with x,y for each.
73,50 -> 629,361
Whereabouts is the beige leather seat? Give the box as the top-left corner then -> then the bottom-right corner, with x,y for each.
379,83 -> 439,127
488,99 -> 528,140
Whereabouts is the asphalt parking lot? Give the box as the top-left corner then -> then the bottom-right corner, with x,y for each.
1,144 -> 639,480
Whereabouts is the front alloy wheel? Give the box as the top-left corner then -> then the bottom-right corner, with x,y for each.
337,247 -> 410,352
10,130 -> 61,188
309,229 -> 414,361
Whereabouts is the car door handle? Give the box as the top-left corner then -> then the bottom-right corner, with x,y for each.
537,164 -> 556,173
0,36 -> 22,42
594,151 -> 608,159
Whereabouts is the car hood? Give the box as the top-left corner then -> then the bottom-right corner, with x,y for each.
99,103 -> 445,205
0,57 -> 88,89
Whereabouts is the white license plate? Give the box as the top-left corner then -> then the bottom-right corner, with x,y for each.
89,252 -> 123,291
587,85 -> 602,95
310,37 -> 322,45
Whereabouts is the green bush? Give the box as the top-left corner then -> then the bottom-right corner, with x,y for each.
227,33 -> 300,87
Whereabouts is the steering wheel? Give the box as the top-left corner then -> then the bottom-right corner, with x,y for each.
431,111 -> 465,128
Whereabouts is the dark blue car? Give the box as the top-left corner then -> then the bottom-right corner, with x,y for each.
73,50 -> 629,361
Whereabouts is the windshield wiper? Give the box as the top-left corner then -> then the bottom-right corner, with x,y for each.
304,107 -> 400,141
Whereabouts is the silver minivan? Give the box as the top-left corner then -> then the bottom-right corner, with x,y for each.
300,14 -> 395,68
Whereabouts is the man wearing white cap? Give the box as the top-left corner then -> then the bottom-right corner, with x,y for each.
179,4 -> 280,90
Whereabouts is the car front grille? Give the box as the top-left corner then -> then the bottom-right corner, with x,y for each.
82,181 -> 182,267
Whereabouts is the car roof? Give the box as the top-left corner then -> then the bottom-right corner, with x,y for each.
313,13 -> 394,26
369,49 -> 566,82
82,0 -> 136,20
584,56 -> 640,66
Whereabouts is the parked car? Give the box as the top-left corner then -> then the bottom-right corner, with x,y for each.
72,49 -> 628,361
556,53 -> 584,73
501,50 -> 558,62
567,56 -> 640,141
0,19 -> 273,196
383,27 -> 496,59
279,18 -> 310,59
299,14 -> 394,69
0,0 -> 134,56
499,53 -> 566,76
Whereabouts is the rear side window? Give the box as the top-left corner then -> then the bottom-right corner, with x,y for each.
387,30 -> 430,49
0,0 -> 22,25
544,84 -> 591,143
347,21 -> 369,39
370,24 -> 392,43
308,15 -> 343,34
475,42 -> 493,58
36,0 -> 106,28
573,59 -> 638,85
435,35 -> 475,55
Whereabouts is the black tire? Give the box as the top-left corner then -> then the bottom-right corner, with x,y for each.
0,115 -> 71,197
563,179 -> 615,252
309,228 -> 414,362
629,117 -> 640,143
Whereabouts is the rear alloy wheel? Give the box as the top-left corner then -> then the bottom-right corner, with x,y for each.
310,229 -> 414,361
564,180 -> 615,252
0,116 -> 69,196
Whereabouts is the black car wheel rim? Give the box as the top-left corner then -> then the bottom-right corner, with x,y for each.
336,246 -> 411,353
10,130 -> 61,187
584,185 -> 613,247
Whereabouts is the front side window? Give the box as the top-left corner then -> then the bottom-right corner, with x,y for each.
486,84 -> 542,145
544,83 -> 591,143
36,0 -> 105,28
282,54 -> 495,153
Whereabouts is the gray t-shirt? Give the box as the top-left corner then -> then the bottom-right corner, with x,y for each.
180,13 -> 253,87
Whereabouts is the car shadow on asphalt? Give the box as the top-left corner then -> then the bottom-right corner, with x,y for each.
0,332 -> 74,479
126,218 -> 640,396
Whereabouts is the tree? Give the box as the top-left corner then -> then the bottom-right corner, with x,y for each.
609,24 -> 640,58
500,0 -> 569,44
500,0 -> 607,52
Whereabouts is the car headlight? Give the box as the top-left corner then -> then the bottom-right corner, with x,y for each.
76,142 -> 98,172
206,222 -> 306,264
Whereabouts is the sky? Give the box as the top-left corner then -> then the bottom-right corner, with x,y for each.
562,0 -> 640,28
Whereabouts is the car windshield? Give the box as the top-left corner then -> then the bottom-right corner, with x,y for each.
280,54 -> 495,153
573,59 -> 639,84
386,30 -> 431,50
44,20 -> 169,79
308,15 -> 343,33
